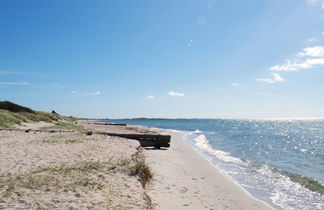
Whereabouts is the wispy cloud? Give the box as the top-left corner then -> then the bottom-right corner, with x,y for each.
146,95 -> 154,99
0,81 -> 30,86
307,37 -> 316,43
306,0 -> 324,8
0,71 -> 39,75
306,0 -> 320,4
231,82 -> 240,87
71,90 -> 101,96
168,91 -> 185,97
270,46 -> 324,71
270,58 -> 324,71
257,73 -> 285,84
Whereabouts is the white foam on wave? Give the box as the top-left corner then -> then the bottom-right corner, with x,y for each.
185,132 -> 324,210
192,134 -> 243,164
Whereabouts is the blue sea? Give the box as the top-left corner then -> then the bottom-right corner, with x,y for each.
101,118 -> 324,209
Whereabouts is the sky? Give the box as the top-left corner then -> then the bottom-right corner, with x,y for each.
1,0 -> 324,119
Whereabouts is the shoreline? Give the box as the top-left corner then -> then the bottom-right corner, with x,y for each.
0,119 -> 275,209
144,129 -> 273,209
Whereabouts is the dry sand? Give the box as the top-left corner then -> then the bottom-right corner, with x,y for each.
0,123 -> 150,209
145,130 -> 273,210
0,121 -> 274,209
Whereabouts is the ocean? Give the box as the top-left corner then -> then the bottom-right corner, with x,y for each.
100,118 -> 324,210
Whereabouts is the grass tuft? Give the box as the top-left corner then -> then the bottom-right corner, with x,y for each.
41,134 -> 85,144
0,153 -> 153,197
41,121 -> 87,131
126,147 -> 153,188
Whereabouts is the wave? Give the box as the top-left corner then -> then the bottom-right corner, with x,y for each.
191,133 -> 243,164
287,173 -> 324,195
185,132 -> 324,209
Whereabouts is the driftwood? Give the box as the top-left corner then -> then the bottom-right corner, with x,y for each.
0,128 -> 171,149
96,132 -> 171,149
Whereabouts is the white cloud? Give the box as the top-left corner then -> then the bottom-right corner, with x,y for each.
72,90 -> 101,96
0,81 -> 30,86
270,46 -> 324,71
168,91 -> 185,97
231,82 -> 240,87
146,95 -> 154,99
270,58 -> 324,71
298,46 -> 324,57
321,32 -> 324,35
256,73 -> 285,84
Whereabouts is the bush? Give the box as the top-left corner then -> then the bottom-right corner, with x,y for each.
0,101 -> 35,113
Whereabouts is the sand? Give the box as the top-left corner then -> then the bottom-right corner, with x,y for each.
0,123 -> 150,209
145,130 -> 273,210
0,121 -> 274,209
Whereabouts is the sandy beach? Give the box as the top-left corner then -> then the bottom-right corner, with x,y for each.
0,120 -> 273,209
0,122 -> 151,209
145,130 -> 273,210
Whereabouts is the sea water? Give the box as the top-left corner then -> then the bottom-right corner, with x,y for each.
101,118 -> 324,210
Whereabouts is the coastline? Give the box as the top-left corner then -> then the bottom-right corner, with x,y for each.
145,129 -> 273,209
0,119 -> 274,209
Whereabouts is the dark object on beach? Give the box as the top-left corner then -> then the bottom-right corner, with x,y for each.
0,101 -> 36,114
51,110 -> 59,115
93,122 -> 127,126
25,129 -> 31,133
98,133 -> 171,149
86,131 -> 93,136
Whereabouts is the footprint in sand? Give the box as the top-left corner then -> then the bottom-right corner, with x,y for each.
179,187 -> 188,194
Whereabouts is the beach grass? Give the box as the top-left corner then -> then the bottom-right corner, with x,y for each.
0,155 -> 153,197
0,101 -> 77,128
41,135 -> 85,144
0,109 -> 76,128
40,121 -> 87,132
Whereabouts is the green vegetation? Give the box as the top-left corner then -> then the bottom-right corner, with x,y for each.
0,155 -> 153,197
0,101 -> 35,113
0,101 -> 77,128
41,121 -> 87,132
41,134 -> 85,144
129,148 -> 153,188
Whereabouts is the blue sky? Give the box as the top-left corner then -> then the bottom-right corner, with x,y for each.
1,0 -> 324,118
